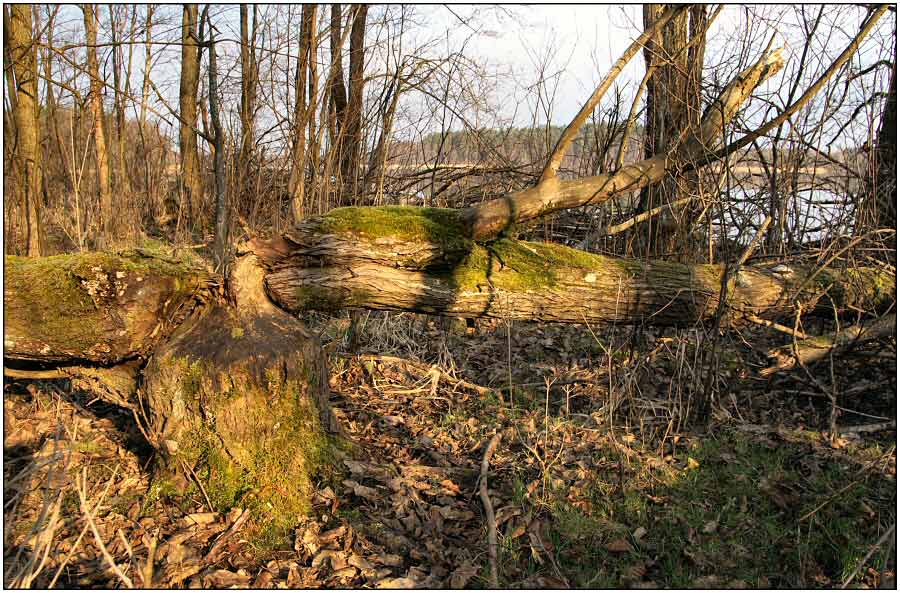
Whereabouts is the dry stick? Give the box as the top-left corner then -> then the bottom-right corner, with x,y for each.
77,466 -> 134,588
3,367 -> 69,379
841,523 -> 896,589
47,471 -> 118,589
142,531 -> 158,588
745,312 -> 810,340
602,196 -> 693,236
761,313 -> 896,376
181,459 -> 214,512
838,421 -> 896,435
479,433 -> 503,589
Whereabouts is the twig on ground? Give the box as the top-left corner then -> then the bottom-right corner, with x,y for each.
204,508 -> 250,563
142,530 -> 158,588
181,459 -> 214,512
745,313 -> 810,340
76,466 -> 134,588
479,433 -> 503,589
841,523 -> 895,588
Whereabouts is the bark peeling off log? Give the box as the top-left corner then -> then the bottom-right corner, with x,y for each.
4,250 -> 213,364
142,255 -> 335,537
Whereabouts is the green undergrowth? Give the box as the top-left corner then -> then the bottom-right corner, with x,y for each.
520,431 -> 895,588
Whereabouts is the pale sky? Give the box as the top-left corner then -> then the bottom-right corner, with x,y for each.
34,4 -> 895,149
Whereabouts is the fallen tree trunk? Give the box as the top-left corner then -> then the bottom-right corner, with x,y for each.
255,206 -> 895,327
761,313 -> 896,376
6,225 -> 893,365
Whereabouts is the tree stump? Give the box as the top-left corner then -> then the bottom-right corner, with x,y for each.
141,252 -> 336,538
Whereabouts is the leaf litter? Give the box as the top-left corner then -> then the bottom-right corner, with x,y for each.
3,313 -> 897,588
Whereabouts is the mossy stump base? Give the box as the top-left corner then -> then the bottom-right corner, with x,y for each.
142,254 -> 335,538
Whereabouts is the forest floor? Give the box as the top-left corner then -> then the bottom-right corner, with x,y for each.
4,310 -> 896,588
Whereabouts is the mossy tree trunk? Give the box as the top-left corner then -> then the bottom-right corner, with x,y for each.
3,211 -> 893,536
141,254 -> 336,538
252,206 -> 895,327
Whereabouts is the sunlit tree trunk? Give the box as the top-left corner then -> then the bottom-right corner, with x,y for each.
8,4 -> 44,256
637,4 -> 707,259
329,3 -> 349,203
344,4 -> 368,200
179,4 -> 202,233
110,6 -> 131,198
83,4 -> 113,248
239,4 -> 258,204
289,5 -> 317,223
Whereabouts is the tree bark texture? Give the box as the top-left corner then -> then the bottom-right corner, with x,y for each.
289,5 -> 317,223
179,4 -> 202,231
7,4 -> 43,256
253,206 -> 894,327
141,254 -> 334,537
871,59 -> 896,233
238,4 -> 258,196
637,3 -> 707,258
83,4 -> 113,247
343,4 -> 367,199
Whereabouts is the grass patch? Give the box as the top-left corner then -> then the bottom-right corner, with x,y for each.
539,431 -> 895,588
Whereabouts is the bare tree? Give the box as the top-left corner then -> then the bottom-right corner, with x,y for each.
7,4 -> 43,256
82,4 -> 113,248
179,4 -> 202,234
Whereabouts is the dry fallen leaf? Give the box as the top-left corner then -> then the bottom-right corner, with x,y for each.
449,560 -> 478,588
376,576 -> 417,589
343,479 -> 379,500
374,553 -> 404,567
604,538 -> 633,553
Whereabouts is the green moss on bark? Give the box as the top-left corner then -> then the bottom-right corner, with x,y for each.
5,248 -> 208,360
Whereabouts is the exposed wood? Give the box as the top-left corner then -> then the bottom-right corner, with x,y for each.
478,432 -> 502,589
761,313 -> 896,376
